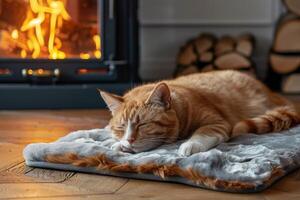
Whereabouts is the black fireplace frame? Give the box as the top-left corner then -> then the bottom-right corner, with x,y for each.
0,0 -> 139,109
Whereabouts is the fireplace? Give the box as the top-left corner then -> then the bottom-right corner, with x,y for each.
0,0 -> 138,109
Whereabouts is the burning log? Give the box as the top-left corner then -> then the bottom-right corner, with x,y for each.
59,20 -> 98,54
0,0 -> 28,29
0,29 -> 31,58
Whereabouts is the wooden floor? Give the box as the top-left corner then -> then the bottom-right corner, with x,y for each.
0,109 -> 300,200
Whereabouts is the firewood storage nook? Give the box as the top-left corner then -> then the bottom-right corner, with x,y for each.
0,0 -> 138,109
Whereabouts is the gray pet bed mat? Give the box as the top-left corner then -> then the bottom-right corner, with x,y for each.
23,126 -> 300,193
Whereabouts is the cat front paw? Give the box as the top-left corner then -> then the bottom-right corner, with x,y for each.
178,141 -> 208,156
111,142 -> 122,151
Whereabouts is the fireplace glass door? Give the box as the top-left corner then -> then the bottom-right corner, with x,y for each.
0,0 -> 137,84
0,0 -> 138,109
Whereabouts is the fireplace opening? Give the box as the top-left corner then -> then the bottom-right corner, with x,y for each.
0,0 -> 102,60
0,0 -> 139,109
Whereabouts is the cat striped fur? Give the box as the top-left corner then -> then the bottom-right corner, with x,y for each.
232,106 -> 300,136
99,70 -> 300,156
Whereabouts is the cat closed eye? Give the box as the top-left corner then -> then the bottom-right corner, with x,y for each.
114,125 -> 125,131
137,123 -> 151,129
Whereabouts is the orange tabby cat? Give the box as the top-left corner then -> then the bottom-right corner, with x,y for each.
99,70 -> 300,156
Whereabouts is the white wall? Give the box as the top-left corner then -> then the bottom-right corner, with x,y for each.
138,0 -> 284,80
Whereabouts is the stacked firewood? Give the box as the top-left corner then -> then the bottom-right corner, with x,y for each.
174,33 -> 256,77
267,0 -> 300,92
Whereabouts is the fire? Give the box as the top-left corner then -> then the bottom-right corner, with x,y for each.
11,29 -> 19,40
80,53 -> 90,60
93,35 -> 101,59
21,50 -> 27,58
19,0 -> 70,59
79,35 -> 101,59
6,0 -> 101,60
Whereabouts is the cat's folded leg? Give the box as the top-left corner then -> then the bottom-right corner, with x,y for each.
178,123 -> 231,156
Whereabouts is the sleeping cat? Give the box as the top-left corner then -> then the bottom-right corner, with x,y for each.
99,70 -> 300,156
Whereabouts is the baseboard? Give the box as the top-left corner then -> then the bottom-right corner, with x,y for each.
0,83 -> 133,109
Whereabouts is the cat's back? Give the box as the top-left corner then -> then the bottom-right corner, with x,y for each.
169,70 -> 274,115
170,70 -> 264,94
125,70 -> 271,109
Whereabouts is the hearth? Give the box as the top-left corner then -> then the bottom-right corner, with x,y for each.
0,0 -> 138,109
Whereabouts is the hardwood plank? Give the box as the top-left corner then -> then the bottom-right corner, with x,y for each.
0,161 -> 75,183
0,143 -> 24,170
25,168 -> 74,183
263,189 -> 300,200
7,162 -> 33,174
0,170 -> 36,183
63,173 -> 128,193
24,166 -> 127,192
1,162 -> 128,196
0,183 -> 113,199
0,173 -> 128,198
262,170 -> 300,200
294,169 -> 300,180
0,162 -> 35,183
269,179 -> 300,195
116,179 -> 264,200
0,194 -> 158,200
0,108 -> 299,200
0,110 -> 110,144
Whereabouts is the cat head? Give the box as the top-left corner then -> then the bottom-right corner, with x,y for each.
99,83 -> 179,153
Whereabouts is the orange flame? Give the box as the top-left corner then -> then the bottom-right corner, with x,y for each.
20,0 -> 70,59
11,29 -> 19,39
79,53 -> 90,60
93,35 -> 101,59
14,0 -> 101,60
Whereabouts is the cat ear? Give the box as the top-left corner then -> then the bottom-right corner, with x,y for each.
98,90 -> 123,114
146,83 -> 171,109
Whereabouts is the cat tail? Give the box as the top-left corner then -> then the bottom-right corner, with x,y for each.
232,106 -> 300,137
